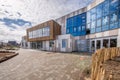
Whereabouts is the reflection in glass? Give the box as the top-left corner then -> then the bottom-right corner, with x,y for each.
96,40 -> 101,49
110,38 -> 117,47
103,39 -> 109,48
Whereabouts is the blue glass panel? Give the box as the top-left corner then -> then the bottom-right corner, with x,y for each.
66,13 -> 86,36
110,22 -> 118,29
96,27 -> 101,32
102,25 -> 109,31
69,27 -> 73,33
109,0 -> 119,13
91,13 -> 96,21
91,21 -> 96,28
91,28 -> 95,33
102,15 -> 109,26
97,19 -> 102,27
103,0 -> 109,16
82,26 -> 86,31
110,12 -> 118,23
87,23 -> 91,30
96,4 -> 102,19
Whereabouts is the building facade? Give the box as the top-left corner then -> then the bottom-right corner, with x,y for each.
21,0 -> 120,53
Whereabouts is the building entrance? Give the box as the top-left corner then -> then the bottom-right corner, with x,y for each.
90,37 -> 117,52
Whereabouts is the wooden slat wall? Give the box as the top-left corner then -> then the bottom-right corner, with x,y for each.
27,20 -> 61,42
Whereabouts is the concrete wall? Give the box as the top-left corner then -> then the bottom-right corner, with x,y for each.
87,0 -> 104,11
86,29 -> 119,39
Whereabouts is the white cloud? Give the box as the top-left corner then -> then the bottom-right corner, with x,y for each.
0,0 -> 93,42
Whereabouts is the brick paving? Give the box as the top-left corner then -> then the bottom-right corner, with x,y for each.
0,49 -> 91,80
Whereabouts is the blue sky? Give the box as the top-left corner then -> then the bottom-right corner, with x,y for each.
0,0 -> 93,42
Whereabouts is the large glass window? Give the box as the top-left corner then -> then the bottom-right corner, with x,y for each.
91,8 -> 96,21
110,12 -> 118,29
103,0 -> 109,16
78,26 -> 81,31
82,26 -> 85,31
96,19 -> 102,32
109,0 -> 119,13
66,13 -> 86,36
91,21 -> 96,33
87,23 -> 90,30
73,27 -> 77,32
102,16 -> 109,26
96,4 -> 102,19
39,29 -> 42,37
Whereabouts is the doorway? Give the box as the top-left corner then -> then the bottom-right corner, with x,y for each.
90,37 -> 117,52
96,39 -> 102,50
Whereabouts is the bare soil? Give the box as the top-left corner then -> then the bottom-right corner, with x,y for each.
0,52 -> 18,63
103,56 -> 120,80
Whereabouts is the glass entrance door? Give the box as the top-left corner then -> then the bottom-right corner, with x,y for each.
91,40 -> 95,52
110,38 -> 117,47
96,40 -> 102,50
103,39 -> 109,48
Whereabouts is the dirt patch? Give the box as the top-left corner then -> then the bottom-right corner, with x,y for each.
0,51 -> 18,63
103,56 -> 120,80
80,66 -> 91,80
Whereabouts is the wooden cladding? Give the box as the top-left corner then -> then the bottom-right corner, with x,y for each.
27,20 -> 61,42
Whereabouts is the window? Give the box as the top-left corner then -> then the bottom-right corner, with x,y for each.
91,11 -> 96,21
78,26 -> 81,31
96,19 -> 102,32
110,12 -> 118,29
103,39 -> 109,48
91,21 -> 96,33
91,21 -> 96,28
82,26 -> 85,31
49,41 -> 54,47
102,15 -> 109,26
66,12 -> 86,36
44,27 -> 50,36
102,15 -> 109,31
62,39 -> 66,48
73,27 -> 77,32
39,29 -> 42,37
87,23 -> 90,29
97,19 -> 102,27
110,12 -> 118,23
96,40 -> 101,49
91,41 -> 95,52
96,4 -> 102,19
109,0 -> 119,13
103,0 -> 109,16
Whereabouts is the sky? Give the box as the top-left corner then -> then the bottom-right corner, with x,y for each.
0,0 -> 93,43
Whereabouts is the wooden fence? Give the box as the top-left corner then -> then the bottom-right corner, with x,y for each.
91,47 -> 120,80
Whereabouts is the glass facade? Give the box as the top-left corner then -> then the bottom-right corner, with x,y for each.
28,27 -> 50,39
66,12 -> 86,36
86,0 -> 120,34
